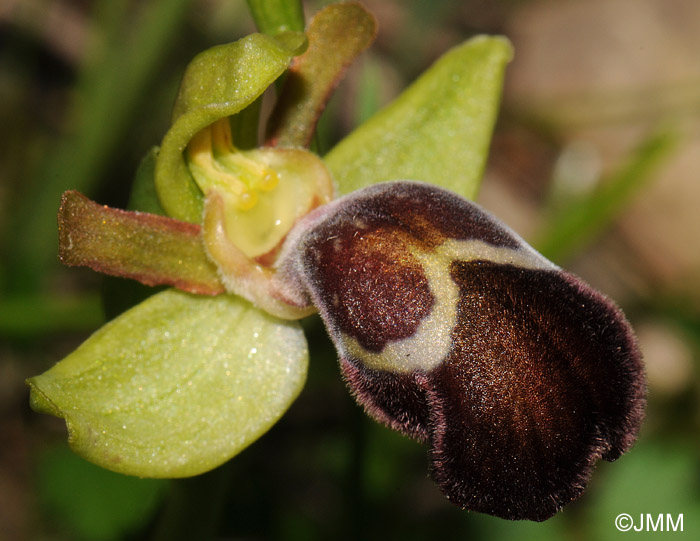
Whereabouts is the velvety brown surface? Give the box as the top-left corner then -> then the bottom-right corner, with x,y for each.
427,262 -> 644,520
298,182 -> 526,352
297,182 -> 645,521
303,224 -> 434,352
339,356 -> 431,442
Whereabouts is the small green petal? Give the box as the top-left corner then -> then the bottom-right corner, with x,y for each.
58,191 -> 224,295
27,289 -> 308,478
155,32 -> 307,223
325,35 -> 513,200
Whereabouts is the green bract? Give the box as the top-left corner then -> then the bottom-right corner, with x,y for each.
28,2 -> 513,480
28,289 -> 308,477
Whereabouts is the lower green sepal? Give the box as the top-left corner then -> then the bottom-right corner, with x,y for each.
28,289 -> 308,478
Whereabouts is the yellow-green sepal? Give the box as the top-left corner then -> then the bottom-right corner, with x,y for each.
27,289 -> 308,478
155,32 -> 307,223
325,36 -> 513,200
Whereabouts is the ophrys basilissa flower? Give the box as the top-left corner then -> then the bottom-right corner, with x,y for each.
28,2 -> 644,521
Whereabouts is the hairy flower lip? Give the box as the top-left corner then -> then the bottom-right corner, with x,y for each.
286,180 -> 646,521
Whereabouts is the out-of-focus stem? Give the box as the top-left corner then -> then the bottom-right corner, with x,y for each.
246,0 -> 305,35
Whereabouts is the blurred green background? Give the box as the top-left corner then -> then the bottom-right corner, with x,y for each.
1,0 -> 699,539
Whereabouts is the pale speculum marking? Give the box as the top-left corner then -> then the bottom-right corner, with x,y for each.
339,238 -> 558,374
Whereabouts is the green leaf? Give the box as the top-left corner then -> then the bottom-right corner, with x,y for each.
265,2 -> 377,148
58,191 -> 225,296
155,32 -> 307,223
325,35 -> 513,200
28,289 -> 308,478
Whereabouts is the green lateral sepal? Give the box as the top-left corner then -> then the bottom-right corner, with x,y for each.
28,289 -> 308,478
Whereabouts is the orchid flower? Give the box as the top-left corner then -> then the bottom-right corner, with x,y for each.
28,3 -> 644,521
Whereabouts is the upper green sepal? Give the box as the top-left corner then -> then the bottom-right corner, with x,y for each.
325,35 -> 513,200
27,289 -> 308,478
155,32 -> 307,223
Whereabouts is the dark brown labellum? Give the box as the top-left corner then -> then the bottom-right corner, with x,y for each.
289,180 -> 645,521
